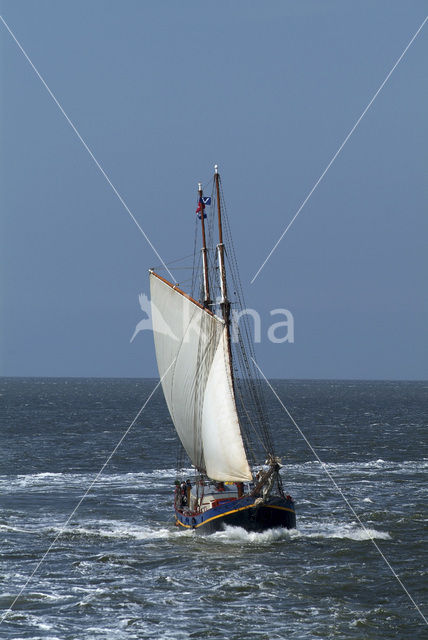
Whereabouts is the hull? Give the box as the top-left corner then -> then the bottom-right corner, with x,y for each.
175,495 -> 296,534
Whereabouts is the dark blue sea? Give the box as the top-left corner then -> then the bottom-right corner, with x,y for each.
0,378 -> 427,639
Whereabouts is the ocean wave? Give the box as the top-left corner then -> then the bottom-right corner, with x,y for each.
0,469 -> 180,492
0,518 -> 178,543
44,520 -> 175,542
2,515 -> 390,545
296,520 -> 391,541
0,459 -> 425,493
282,458 -> 428,475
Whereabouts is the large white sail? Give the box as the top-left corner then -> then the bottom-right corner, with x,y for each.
150,271 -> 252,482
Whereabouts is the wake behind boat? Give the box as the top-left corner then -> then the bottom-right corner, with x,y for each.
150,165 -> 295,533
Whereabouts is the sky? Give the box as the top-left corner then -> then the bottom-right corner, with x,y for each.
1,1 -> 427,380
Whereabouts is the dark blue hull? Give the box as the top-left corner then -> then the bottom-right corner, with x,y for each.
175,495 -> 296,534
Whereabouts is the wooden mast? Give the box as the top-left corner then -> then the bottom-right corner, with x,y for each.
214,165 -> 230,324
198,182 -> 211,308
214,162 -> 235,392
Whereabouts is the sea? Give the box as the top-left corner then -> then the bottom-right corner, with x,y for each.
0,377 -> 426,639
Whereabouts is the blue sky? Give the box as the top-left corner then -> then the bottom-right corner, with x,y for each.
1,1 -> 427,379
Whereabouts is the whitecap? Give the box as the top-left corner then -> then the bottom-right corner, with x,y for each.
207,525 -> 295,545
297,521 -> 391,541
350,617 -> 367,627
54,519 -> 175,542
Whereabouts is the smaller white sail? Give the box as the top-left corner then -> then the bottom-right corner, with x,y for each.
202,326 -> 252,481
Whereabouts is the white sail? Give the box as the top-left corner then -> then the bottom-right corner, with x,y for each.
150,271 -> 252,482
201,326 -> 252,481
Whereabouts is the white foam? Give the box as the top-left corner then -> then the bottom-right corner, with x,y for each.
297,521 -> 391,541
350,617 -> 367,627
56,520 -> 173,542
0,468 -> 179,492
282,458 -> 428,477
207,521 -> 390,544
0,516 -> 179,542
0,524 -> 34,534
208,525 -> 294,545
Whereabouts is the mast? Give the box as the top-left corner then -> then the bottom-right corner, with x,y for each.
214,164 -> 236,391
214,165 -> 230,324
198,182 -> 211,308
213,168 -> 276,472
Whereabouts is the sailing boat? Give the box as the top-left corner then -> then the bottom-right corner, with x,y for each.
150,165 -> 296,533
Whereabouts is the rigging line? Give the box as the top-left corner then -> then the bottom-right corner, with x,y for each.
234,375 -> 268,457
250,14 -> 428,285
153,267 -> 195,271
202,174 -> 214,192
251,357 -> 428,627
191,215 -> 199,298
0,15 -> 175,284
152,252 -> 197,268
0,364 -> 175,625
220,204 -> 274,449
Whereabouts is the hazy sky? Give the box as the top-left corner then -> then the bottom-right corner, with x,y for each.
1,1 -> 427,380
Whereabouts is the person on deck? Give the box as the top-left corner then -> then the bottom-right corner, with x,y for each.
180,481 -> 187,506
186,479 -> 192,506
